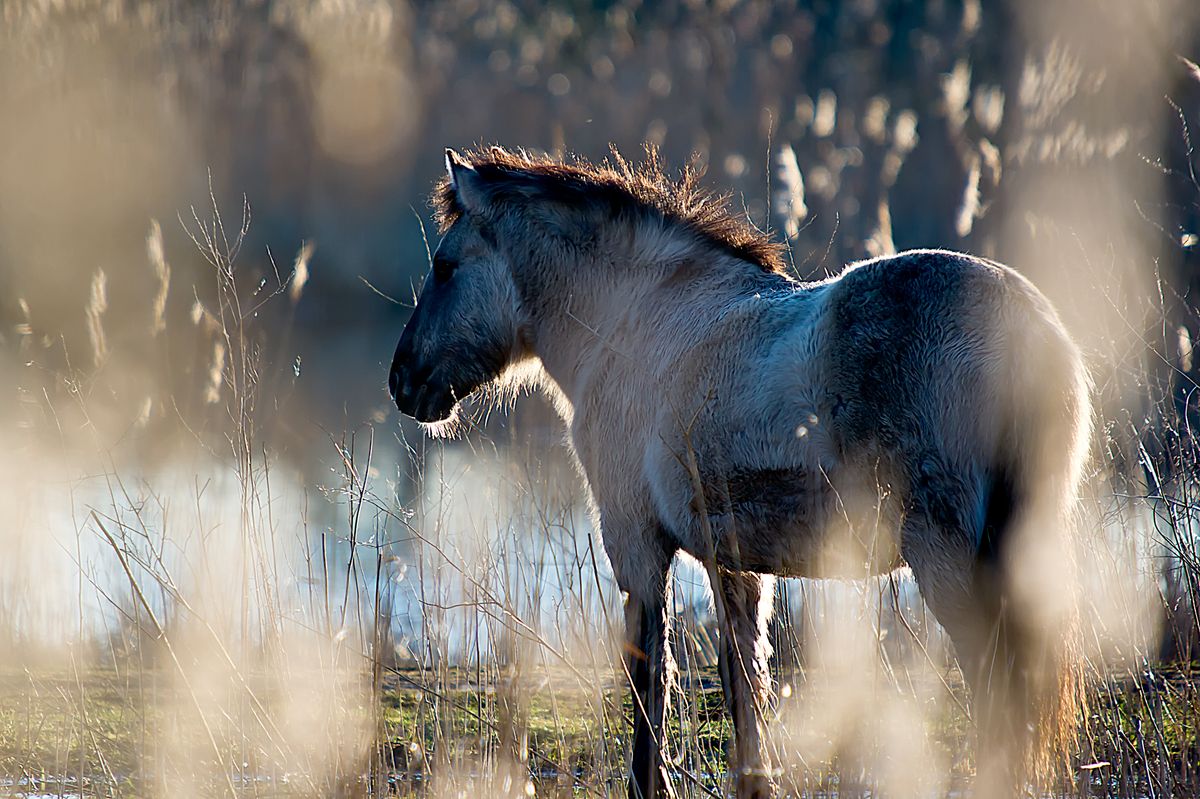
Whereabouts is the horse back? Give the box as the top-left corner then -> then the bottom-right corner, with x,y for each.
645,249 -> 1086,576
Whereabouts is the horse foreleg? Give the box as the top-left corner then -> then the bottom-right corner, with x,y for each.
716,570 -> 776,799
622,554 -> 677,799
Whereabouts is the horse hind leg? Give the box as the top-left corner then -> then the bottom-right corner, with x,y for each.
902,465 -> 1070,799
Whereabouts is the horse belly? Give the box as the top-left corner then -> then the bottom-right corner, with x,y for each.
706,466 -> 903,579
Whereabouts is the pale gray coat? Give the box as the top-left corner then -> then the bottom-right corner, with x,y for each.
389,147 -> 1090,799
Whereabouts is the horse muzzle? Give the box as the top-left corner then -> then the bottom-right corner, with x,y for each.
389,350 -> 458,423
391,376 -> 457,423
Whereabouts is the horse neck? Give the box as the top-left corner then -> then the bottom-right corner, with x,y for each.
518,234 -> 773,406
523,260 -> 653,397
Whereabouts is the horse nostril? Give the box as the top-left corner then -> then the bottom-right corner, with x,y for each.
410,363 -> 434,387
390,341 -> 415,401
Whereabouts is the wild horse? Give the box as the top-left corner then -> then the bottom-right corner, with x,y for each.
388,147 -> 1089,799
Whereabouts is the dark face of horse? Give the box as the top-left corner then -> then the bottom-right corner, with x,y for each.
389,160 -> 525,423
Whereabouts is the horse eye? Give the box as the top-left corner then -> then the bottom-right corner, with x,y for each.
433,257 -> 456,282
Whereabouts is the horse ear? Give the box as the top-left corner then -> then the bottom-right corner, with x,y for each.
445,149 -> 486,214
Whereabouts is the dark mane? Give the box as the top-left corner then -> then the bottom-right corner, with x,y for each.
431,146 -> 786,274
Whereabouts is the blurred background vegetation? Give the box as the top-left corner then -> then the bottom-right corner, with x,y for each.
3,1 -> 1200,796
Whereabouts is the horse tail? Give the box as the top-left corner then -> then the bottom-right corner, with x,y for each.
982,291 -> 1091,788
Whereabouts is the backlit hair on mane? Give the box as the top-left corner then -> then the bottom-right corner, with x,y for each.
431,145 -> 787,274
